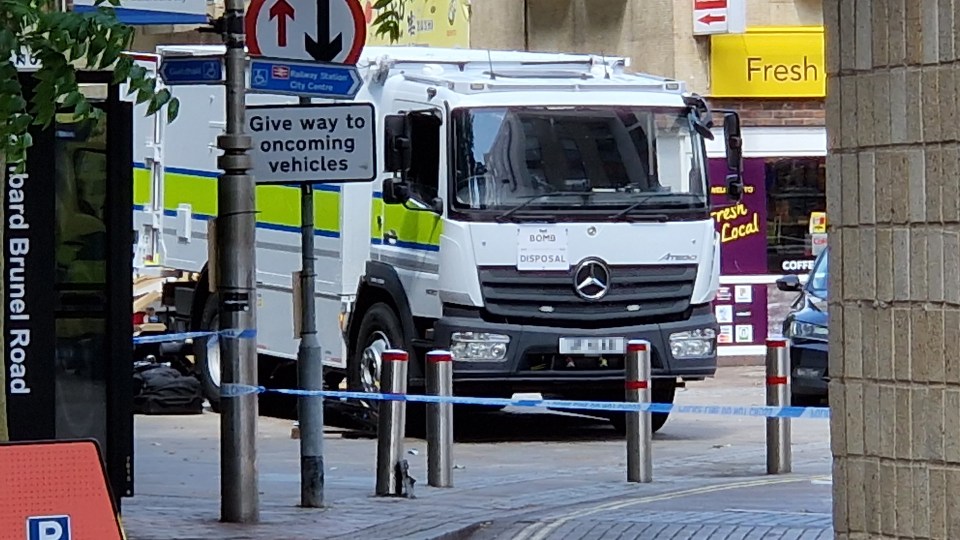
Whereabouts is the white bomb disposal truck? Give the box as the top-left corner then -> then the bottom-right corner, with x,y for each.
133,46 -> 744,432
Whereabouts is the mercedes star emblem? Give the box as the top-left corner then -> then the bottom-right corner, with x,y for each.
573,259 -> 611,300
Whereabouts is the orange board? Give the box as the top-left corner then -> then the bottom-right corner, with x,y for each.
0,439 -> 124,540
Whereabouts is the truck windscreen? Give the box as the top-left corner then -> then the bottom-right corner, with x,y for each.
450,106 -> 708,216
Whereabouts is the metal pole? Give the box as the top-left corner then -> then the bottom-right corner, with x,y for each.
376,349 -> 408,496
426,350 -> 454,488
766,338 -> 792,474
298,173 -> 324,506
217,0 -> 258,523
625,339 -> 652,483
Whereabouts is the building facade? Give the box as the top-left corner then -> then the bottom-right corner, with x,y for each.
472,0 -> 828,356
827,2 -> 956,537
127,0 -> 472,53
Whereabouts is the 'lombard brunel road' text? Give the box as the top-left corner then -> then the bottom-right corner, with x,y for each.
7,168 -> 30,395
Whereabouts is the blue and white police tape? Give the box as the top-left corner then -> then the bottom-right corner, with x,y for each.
132,328 -> 256,345
219,384 -> 830,419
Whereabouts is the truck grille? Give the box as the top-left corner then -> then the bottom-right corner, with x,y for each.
477,264 -> 697,325
523,348 -> 665,371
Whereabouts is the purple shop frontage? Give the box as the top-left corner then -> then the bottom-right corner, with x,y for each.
707,141 -> 827,357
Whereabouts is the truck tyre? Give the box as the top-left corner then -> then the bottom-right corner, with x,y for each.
348,302 -> 429,436
348,303 -> 407,394
195,293 -> 222,413
609,377 -> 677,434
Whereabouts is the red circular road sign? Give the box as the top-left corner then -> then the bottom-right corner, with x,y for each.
246,0 -> 366,65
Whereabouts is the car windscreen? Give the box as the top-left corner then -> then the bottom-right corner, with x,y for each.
806,248 -> 828,299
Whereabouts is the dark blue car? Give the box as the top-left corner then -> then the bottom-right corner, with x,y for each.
776,246 -> 829,406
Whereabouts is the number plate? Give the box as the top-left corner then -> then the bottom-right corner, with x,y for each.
558,337 -> 625,355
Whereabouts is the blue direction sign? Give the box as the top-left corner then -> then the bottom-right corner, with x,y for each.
248,58 -> 362,99
159,55 -> 223,85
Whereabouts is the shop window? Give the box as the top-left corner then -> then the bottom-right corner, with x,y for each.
765,157 -> 826,274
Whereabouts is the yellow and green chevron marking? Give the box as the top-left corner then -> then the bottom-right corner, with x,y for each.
134,165 -> 442,252
133,164 -> 340,237
370,191 -> 442,252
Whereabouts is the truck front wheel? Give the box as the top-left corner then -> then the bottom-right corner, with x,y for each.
609,377 -> 677,434
348,303 -> 407,394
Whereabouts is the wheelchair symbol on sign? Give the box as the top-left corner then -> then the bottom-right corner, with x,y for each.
203,61 -> 217,79
253,69 -> 267,86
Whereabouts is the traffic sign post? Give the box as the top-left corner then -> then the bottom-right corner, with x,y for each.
245,0 -> 366,65
246,103 -> 376,185
249,58 -> 362,99
159,55 -> 224,85
243,0 -> 369,510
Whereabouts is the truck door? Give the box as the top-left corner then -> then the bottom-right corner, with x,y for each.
131,54 -> 165,270
374,105 -> 444,318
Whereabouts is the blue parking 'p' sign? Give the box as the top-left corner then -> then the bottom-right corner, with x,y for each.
27,515 -> 71,540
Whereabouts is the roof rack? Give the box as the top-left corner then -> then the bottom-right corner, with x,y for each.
482,68 -> 595,80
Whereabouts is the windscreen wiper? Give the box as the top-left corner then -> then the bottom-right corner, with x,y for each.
495,191 -> 592,223
610,194 -> 704,222
610,194 -> 669,221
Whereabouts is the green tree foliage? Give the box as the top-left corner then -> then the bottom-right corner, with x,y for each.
0,0 -> 178,168
369,0 -> 406,43
0,0 -> 177,442
0,0 -> 403,442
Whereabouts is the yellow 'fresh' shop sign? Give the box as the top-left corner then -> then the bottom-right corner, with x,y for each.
710,26 -> 825,98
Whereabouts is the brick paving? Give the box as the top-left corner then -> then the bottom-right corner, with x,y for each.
469,517 -> 833,540
121,367 -> 836,539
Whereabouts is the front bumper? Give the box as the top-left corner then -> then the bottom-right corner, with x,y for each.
432,306 -> 718,397
790,340 -> 829,397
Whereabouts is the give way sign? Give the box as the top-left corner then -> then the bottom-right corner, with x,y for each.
246,0 -> 366,65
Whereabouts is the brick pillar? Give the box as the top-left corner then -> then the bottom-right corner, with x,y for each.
827,2 -> 959,538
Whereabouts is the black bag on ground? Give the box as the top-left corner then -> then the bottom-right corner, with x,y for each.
133,364 -> 204,415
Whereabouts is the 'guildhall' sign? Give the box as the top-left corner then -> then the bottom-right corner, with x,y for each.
72,0 -> 207,24
4,159 -> 56,440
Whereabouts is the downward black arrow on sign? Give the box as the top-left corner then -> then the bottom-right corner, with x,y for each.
305,0 -> 343,61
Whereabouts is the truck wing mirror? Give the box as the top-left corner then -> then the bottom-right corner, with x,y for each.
723,112 -> 743,173
683,93 -> 715,139
426,196 -> 444,215
723,112 -> 744,202
399,196 -> 444,215
725,174 -> 744,201
384,114 -> 411,174
381,177 -> 410,205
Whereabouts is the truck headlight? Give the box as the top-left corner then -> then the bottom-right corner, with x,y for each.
787,321 -> 828,341
669,328 -> 716,359
450,332 -> 510,362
